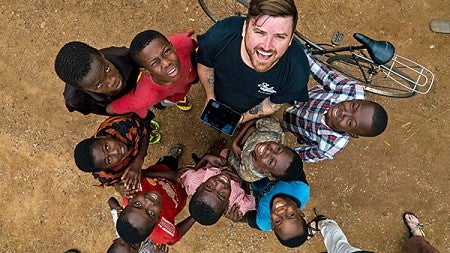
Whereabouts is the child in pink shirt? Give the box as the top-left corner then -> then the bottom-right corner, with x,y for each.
180,150 -> 255,225
106,29 -> 198,118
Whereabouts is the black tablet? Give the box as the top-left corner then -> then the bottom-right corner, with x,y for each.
200,99 -> 242,136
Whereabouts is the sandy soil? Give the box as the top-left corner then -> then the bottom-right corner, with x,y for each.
0,0 -> 448,252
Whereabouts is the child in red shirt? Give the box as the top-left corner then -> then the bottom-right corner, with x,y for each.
107,29 -> 198,118
115,145 -> 195,246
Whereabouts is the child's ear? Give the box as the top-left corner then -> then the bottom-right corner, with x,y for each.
348,132 -> 360,138
265,172 -> 276,181
140,67 -> 152,75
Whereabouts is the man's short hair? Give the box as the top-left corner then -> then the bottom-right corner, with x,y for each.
74,138 -> 101,172
273,152 -> 306,182
54,41 -> 101,88
116,208 -> 153,245
247,0 -> 298,33
129,30 -> 168,66
367,102 -> 388,137
189,192 -> 222,225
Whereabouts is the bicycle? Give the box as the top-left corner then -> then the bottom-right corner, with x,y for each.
198,0 -> 434,98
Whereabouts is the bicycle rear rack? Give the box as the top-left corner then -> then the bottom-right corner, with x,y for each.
381,54 -> 434,94
353,53 -> 435,94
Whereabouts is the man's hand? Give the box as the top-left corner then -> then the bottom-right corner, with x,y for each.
224,203 -> 245,222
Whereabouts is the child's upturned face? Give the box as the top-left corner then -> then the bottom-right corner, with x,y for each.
196,173 -> 232,213
91,136 -> 128,169
78,54 -> 124,96
137,38 -> 181,85
325,99 -> 375,137
126,191 -> 162,232
270,196 -> 306,241
251,142 -> 295,180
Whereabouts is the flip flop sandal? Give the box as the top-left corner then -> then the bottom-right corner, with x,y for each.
176,96 -> 192,111
429,19 -> 450,34
403,212 -> 425,237
307,208 -> 328,240
149,120 -> 160,131
167,144 -> 184,160
149,131 -> 161,145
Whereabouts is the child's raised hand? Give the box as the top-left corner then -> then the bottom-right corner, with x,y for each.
121,163 -> 142,191
113,182 -> 138,199
224,203 -> 245,222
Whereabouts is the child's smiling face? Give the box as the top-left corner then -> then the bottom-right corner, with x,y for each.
137,37 -> 181,85
196,173 -> 232,213
325,99 -> 376,137
251,142 -> 295,180
270,196 -> 306,241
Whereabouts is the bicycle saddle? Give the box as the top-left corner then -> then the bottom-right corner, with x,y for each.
353,33 -> 395,65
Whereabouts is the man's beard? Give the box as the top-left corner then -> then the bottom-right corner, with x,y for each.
245,43 -> 278,73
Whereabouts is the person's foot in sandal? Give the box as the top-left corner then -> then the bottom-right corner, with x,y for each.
403,212 -> 425,237
306,208 -> 328,240
167,144 -> 184,160
149,131 -> 161,145
176,96 -> 192,111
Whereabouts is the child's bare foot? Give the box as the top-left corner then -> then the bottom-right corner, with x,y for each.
108,197 -> 122,211
403,212 -> 425,237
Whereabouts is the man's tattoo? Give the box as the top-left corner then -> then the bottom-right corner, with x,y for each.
206,74 -> 215,87
248,103 -> 264,115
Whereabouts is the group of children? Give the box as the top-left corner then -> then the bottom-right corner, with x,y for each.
55,25 -> 389,252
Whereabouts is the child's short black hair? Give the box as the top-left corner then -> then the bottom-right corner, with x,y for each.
367,102 -> 388,137
116,208 -> 153,245
129,30 -> 168,65
74,138 -> 101,172
189,192 -> 223,225
55,41 -> 101,88
273,152 -> 306,183
275,229 -> 308,248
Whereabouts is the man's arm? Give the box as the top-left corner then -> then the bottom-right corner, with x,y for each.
197,63 -> 216,108
240,97 -> 284,123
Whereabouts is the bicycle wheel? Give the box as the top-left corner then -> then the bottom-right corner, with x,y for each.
326,54 -> 416,98
198,0 -> 249,23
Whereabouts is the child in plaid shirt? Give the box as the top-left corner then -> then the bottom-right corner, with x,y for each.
283,48 -> 388,162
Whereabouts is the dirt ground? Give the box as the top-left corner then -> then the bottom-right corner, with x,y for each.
0,0 -> 448,252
